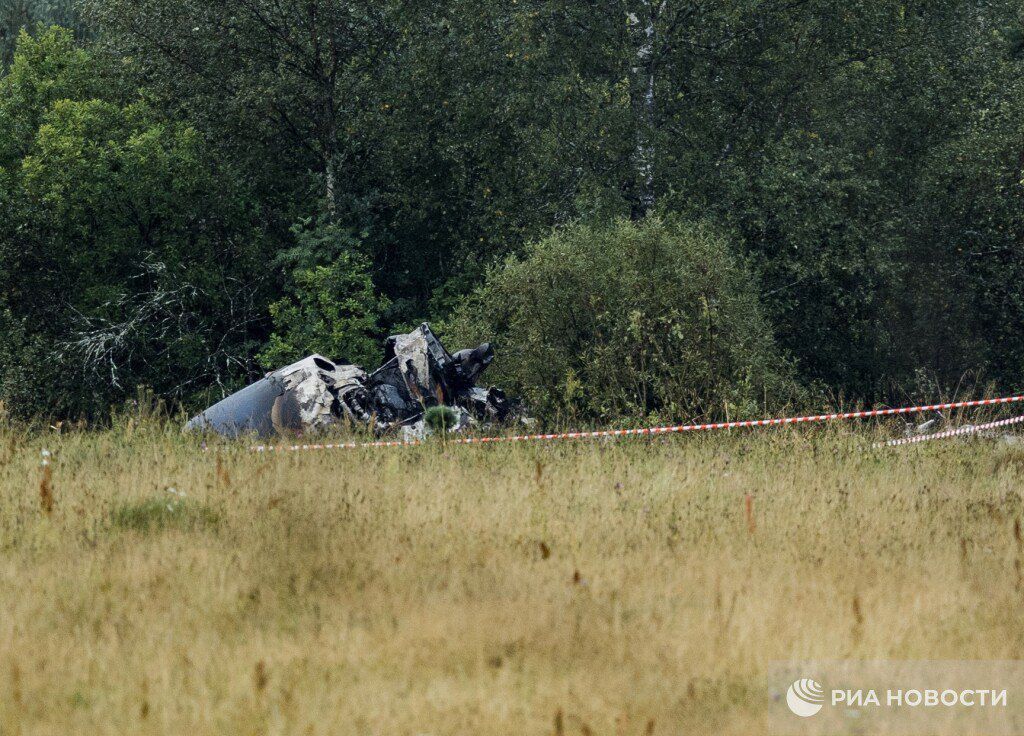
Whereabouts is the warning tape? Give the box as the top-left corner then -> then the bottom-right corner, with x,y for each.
873,414 -> 1024,448
251,393 -> 1024,453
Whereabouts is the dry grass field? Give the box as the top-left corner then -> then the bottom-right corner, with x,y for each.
2,419 -> 1024,735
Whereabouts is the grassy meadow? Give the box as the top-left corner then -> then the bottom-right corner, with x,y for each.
1,419 -> 1024,735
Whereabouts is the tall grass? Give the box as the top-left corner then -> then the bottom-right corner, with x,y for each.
0,421 -> 1023,734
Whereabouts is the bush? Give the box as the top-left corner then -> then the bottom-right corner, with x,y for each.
0,308 -> 51,417
258,221 -> 389,369
424,405 -> 459,433
444,217 -> 800,424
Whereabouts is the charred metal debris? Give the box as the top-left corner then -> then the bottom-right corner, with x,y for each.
185,324 -> 517,438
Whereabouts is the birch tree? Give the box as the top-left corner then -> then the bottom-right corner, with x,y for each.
626,0 -> 658,218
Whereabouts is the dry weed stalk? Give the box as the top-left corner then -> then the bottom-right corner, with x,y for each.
254,661 -> 268,694
38,450 -> 53,516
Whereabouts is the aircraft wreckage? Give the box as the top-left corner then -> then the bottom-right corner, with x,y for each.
185,323 -> 515,438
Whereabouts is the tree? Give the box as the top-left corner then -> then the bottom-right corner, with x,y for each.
6,0 -> 1024,420
258,222 -> 388,369
898,7 -> 1024,391
0,28 -> 271,416
87,0 -> 397,224
1,0 -> 85,68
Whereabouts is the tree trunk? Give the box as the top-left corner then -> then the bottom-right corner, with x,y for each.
324,150 -> 338,221
628,1 -> 657,220
321,88 -> 339,223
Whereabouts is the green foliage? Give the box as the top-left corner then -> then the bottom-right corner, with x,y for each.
0,25 -> 96,159
0,27 -> 270,417
897,59 -> 1024,389
1,2 -> 84,68
424,405 -> 459,433
4,2 -> 1024,422
0,308 -> 50,412
446,217 -> 799,423
258,223 -> 388,368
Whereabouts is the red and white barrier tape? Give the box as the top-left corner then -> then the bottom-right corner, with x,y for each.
873,413 -> 1024,448
251,393 -> 1024,453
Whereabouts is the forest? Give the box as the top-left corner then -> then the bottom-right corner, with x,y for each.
3,0 -> 1024,423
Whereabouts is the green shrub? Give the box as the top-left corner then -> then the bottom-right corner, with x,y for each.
424,405 -> 459,433
258,222 -> 389,370
0,308 -> 51,417
444,217 -> 800,424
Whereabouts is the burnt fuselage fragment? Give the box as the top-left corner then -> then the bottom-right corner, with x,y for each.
185,324 -> 510,438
